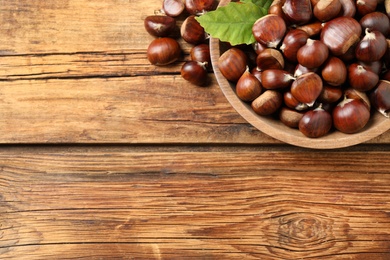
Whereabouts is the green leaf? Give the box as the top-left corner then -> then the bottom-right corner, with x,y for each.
196,2 -> 268,46
241,0 -> 273,10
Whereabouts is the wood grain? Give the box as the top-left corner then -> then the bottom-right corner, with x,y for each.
1,146 -> 390,259
0,0 -> 389,145
1,0 -> 390,259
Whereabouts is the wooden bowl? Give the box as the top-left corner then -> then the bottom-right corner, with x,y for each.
210,0 -> 390,149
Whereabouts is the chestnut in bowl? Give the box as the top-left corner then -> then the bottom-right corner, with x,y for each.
210,0 -> 390,149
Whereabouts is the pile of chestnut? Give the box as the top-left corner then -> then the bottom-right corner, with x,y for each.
144,0 -> 217,86
218,0 -> 390,138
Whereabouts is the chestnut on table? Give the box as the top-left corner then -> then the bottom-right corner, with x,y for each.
1,0 -> 390,259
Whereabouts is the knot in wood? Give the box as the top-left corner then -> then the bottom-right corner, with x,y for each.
277,212 -> 335,250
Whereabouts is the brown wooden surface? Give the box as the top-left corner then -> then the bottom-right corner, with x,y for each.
1,0 -> 390,259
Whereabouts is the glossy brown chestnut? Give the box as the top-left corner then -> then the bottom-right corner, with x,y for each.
252,14 -> 287,48
181,61 -> 208,86
260,69 -> 295,89
147,37 -> 181,66
313,0 -> 342,22
360,12 -> 390,37
280,29 -> 309,62
190,44 -> 211,67
256,48 -> 285,71
348,63 -> 379,91
251,90 -> 283,116
356,0 -> 377,16
318,84 -> 343,103
299,105 -> 332,138
181,15 -> 206,44
333,97 -> 371,134
185,0 -> 217,15
268,0 -> 288,21
338,0 -> 356,17
162,0 -> 186,17
297,39 -> 329,69
291,72 -> 323,106
236,69 -> 262,102
282,0 -> 313,25
355,29 -> 387,62
321,56 -> 347,86
370,80 -> 390,117
144,15 -> 176,37
218,48 -> 247,82
320,16 -> 362,56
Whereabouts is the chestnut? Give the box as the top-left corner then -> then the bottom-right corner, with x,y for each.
279,107 -> 304,128
181,61 -> 208,86
320,16 -> 362,56
251,90 -> 283,116
147,37 -> 181,66
360,12 -> 390,37
181,15 -> 207,44
333,97 -> 371,134
190,44 -> 211,68
185,0 -> 217,15
261,69 -> 295,89
297,39 -> 329,69
218,48 -> 247,82
280,29 -> 309,63
318,84 -> 343,103
162,0 -> 186,17
282,0 -> 313,25
348,63 -> 379,91
321,56 -> 347,86
370,80 -> 390,117
269,0 -> 288,21
313,0 -> 342,22
299,104 -> 332,138
236,68 -> 262,102
256,48 -> 285,71
252,14 -> 287,48
338,0 -> 356,17
144,15 -> 176,37
291,72 -> 323,106
356,0 -> 377,16
355,29 -> 387,62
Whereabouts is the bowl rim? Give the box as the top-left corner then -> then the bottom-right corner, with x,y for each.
209,0 -> 390,149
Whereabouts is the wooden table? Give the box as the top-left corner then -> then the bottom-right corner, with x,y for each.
1,1 -> 390,259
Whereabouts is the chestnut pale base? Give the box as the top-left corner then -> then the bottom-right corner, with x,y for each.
210,0 -> 390,149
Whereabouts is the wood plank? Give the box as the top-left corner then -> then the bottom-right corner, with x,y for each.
1,146 -> 390,259
0,76 -> 389,144
0,51 -> 186,80
0,76 -> 279,144
1,0 -> 389,145
0,0 -> 166,54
